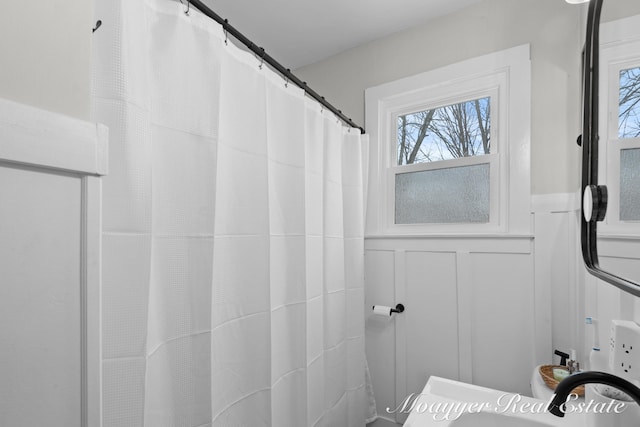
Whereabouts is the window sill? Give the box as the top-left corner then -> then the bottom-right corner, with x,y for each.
597,233 -> 640,241
364,233 -> 534,240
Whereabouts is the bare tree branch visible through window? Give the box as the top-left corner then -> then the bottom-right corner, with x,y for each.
397,97 -> 491,165
619,66 -> 640,138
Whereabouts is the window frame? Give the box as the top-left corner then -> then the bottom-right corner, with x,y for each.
598,25 -> 640,235
387,87 -> 501,230
365,44 -> 531,236
392,92 -> 495,167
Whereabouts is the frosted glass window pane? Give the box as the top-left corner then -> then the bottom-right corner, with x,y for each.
620,148 -> 640,221
395,163 -> 490,224
397,97 -> 491,165
619,66 -> 640,138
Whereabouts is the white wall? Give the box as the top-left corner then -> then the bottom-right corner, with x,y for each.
297,0 -> 585,195
297,2 -> 640,425
532,194 -> 583,371
0,0 -> 92,120
296,0 -> 640,195
0,1 -> 99,424
296,2 -> 583,423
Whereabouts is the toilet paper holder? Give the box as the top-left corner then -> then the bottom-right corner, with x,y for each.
371,303 -> 405,315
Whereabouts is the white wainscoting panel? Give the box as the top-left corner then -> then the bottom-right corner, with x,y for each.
532,194 -> 581,366
397,250 -> 459,425
364,236 -> 536,425
363,193 -> 640,425
365,250 -> 397,423
0,97 -> 107,427
467,251 -> 534,394
364,193 -> 591,425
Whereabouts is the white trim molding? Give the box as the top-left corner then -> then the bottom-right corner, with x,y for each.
365,44 -> 531,237
0,97 -> 107,427
531,192 -> 581,214
0,97 -> 108,176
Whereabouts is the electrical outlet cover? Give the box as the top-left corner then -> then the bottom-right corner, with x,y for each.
609,319 -> 640,380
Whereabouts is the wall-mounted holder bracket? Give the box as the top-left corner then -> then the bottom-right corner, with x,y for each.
391,304 -> 405,314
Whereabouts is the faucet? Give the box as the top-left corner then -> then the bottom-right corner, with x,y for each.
548,371 -> 640,417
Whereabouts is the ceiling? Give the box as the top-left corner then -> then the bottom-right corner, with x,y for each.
201,0 -> 483,69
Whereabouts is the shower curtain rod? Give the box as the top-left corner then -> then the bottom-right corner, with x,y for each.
186,0 -> 365,134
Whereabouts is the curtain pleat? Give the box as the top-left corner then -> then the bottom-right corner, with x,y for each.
93,1 -> 368,426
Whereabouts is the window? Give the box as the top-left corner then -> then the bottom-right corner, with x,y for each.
396,97 -> 491,165
620,147 -> 640,221
365,44 -> 531,235
618,66 -> 640,139
618,66 -> 640,222
394,95 -> 495,225
599,28 -> 640,232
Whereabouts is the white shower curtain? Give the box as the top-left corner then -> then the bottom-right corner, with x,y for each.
92,1 -> 368,426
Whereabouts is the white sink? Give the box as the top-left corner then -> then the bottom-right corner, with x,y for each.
402,376 -> 586,427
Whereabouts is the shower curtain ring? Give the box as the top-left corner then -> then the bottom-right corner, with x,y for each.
258,48 -> 265,70
223,20 -> 229,45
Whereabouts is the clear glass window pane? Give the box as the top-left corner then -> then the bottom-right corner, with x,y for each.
397,97 -> 491,165
620,148 -> 640,221
619,66 -> 640,138
395,163 -> 490,224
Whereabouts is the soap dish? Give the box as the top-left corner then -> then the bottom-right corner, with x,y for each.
539,365 -> 585,396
